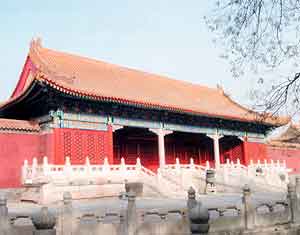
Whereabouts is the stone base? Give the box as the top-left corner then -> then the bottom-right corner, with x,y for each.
34,229 -> 56,235
125,182 -> 143,196
205,184 -> 217,194
21,183 -> 125,204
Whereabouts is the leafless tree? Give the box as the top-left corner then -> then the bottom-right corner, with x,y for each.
206,0 -> 300,116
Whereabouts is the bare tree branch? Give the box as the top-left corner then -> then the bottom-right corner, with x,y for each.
206,0 -> 300,116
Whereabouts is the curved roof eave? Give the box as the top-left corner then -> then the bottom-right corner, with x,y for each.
0,72 -> 287,127
0,39 -> 290,127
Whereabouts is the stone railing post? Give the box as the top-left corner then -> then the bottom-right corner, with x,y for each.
242,185 -> 255,230
103,157 -> 110,175
120,157 -> 127,173
85,157 -> 91,175
157,169 -> 162,186
135,158 -> 142,172
205,161 -> 210,171
32,157 -> 38,179
22,159 -> 29,184
0,194 -> 10,235
175,158 -> 181,173
276,160 -> 281,170
270,159 -> 275,173
189,158 -> 195,170
205,169 -> 216,194
236,158 -> 241,169
247,159 -> 254,178
187,187 -> 209,235
64,157 -> 72,179
127,191 -> 137,235
62,192 -> 73,235
295,176 -> 300,198
256,160 -> 262,176
287,183 -> 299,224
119,208 -> 128,235
42,156 -> 50,177
135,159 -> 144,195
32,207 -> 56,235
223,160 -> 229,184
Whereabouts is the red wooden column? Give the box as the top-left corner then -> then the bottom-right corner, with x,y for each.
107,124 -> 114,164
111,124 -> 124,164
243,136 -> 250,165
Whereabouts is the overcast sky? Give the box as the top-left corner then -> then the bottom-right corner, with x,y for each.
0,0 -> 256,106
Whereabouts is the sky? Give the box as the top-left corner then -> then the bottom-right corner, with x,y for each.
0,0 -> 255,106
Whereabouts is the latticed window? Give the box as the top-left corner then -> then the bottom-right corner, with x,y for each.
57,129 -> 110,164
74,131 -> 84,163
231,144 -> 244,163
87,134 -> 95,162
220,137 -> 245,164
97,134 -> 105,163
63,132 -> 71,158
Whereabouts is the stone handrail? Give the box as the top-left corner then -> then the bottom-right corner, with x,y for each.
161,157 -> 290,192
22,156 -> 185,198
3,181 -> 300,234
163,157 -> 208,171
22,156 -> 290,196
139,165 -> 156,178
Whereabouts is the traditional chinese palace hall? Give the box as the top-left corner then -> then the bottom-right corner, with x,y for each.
0,39 -> 292,188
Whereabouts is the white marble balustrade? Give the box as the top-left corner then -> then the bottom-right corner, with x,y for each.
22,156 -> 291,195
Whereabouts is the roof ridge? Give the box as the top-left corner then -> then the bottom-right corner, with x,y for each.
221,91 -> 258,115
29,39 -> 76,84
0,118 -> 40,132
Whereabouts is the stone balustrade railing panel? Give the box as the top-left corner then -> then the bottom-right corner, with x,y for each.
22,156 -> 291,199
3,180 -> 300,234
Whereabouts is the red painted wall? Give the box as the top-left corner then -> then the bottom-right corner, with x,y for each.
242,141 -> 300,174
220,138 -> 244,164
266,146 -> 300,174
54,127 -> 113,165
3,125 -> 300,188
38,132 -> 55,163
243,141 -> 267,164
0,132 -> 41,188
0,126 -> 113,188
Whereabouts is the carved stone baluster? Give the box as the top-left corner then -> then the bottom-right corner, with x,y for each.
22,159 -> 29,184
32,157 -> 38,180
0,194 -> 9,235
287,183 -> 298,224
242,185 -> 255,230
32,207 -> 56,235
62,192 -> 73,235
127,192 -> 137,235
296,176 -> 300,198
43,156 -> 50,178
187,187 -> 210,234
